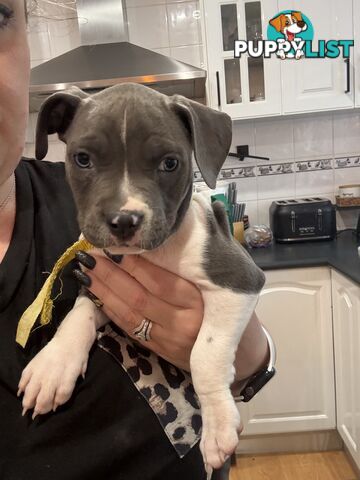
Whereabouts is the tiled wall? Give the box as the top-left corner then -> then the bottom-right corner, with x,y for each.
194,111 -> 360,229
126,0 -> 205,69
24,2 -> 360,230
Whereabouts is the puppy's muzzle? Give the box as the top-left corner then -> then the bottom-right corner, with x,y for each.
106,210 -> 144,242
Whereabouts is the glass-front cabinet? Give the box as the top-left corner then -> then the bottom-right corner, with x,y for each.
204,0 -> 281,119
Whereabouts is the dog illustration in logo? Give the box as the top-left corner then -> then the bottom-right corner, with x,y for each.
270,11 -> 308,59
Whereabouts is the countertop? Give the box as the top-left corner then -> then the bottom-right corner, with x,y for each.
248,230 -> 360,285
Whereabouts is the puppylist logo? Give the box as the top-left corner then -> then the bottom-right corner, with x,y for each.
235,10 -> 354,60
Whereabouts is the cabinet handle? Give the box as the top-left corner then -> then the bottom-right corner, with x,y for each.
345,58 -> 351,94
216,71 -> 221,107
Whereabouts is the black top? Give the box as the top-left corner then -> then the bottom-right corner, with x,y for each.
248,231 -> 360,285
0,159 -> 206,480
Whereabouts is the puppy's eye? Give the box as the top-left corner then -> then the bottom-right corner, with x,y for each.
285,20 -> 290,25
74,152 -> 92,169
159,157 -> 179,172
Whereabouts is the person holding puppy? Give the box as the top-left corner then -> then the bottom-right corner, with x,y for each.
0,1 -> 270,479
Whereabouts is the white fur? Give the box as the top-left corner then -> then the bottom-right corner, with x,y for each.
19,193 -> 259,470
121,105 -> 127,152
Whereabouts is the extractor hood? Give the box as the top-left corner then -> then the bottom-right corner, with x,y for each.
29,0 -> 207,111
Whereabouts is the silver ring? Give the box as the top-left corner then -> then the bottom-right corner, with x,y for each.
133,318 -> 152,342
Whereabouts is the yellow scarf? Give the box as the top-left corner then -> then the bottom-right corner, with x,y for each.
16,238 -> 94,348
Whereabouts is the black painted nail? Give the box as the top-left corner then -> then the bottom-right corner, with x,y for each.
75,250 -> 96,270
73,269 -> 92,287
103,249 -> 123,264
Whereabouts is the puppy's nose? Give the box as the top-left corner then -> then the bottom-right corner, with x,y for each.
106,211 -> 144,241
297,20 -> 305,28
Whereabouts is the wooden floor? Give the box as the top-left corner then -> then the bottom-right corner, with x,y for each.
230,451 -> 357,480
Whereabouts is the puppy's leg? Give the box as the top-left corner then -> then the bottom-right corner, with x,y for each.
18,296 -> 108,418
190,290 -> 259,472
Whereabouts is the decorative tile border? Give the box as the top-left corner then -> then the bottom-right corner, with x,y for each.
256,162 -> 294,176
193,155 -> 360,183
295,159 -> 333,173
335,156 -> 360,169
193,166 -> 256,183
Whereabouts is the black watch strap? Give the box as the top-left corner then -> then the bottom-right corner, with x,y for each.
240,367 -> 276,402
236,325 -> 276,403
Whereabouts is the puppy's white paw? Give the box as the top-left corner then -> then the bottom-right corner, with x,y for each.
199,392 -> 241,470
18,339 -> 89,418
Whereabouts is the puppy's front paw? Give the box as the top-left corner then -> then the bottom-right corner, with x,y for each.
199,392 -> 242,471
18,339 -> 89,419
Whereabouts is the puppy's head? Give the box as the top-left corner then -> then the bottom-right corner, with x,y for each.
36,84 -> 232,251
270,12 -> 307,38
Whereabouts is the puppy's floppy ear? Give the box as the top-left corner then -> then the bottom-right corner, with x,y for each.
269,14 -> 283,32
171,95 -> 232,189
291,11 -> 303,22
36,86 -> 88,160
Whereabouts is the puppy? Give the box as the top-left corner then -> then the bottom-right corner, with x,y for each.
270,11 -> 307,59
18,84 -> 265,471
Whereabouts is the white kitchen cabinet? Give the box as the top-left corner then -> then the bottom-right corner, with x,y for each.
239,267 -> 336,435
203,0 -> 282,119
279,0 -> 354,114
332,269 -> 360,468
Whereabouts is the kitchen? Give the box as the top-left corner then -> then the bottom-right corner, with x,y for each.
24,1 -> 360,479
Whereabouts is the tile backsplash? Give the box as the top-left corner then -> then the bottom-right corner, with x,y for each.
24,2 -> 360,231
126,0 -> 205,68
194,110 -> 360,229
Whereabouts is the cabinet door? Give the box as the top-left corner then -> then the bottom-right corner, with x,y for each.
354,0 -> 360,107
332,270 -> 360,468
279,0 -> 354,113
204,0 -> 281,119
239,267 -> 335,435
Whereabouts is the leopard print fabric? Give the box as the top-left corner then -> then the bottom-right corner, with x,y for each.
96,323 -> 202,458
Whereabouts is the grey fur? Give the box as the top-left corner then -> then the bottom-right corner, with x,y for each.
203,202 -> 265,294
35,83 -> 231,250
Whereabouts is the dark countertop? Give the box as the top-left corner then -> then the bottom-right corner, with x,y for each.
248,231 -> 360,285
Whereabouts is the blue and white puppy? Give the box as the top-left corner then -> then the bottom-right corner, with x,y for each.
18,84 -> 265,472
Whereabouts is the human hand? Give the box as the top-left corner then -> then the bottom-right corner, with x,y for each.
74,251 -> 204,371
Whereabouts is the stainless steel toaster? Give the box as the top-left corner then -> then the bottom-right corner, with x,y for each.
270,198 -> 337,243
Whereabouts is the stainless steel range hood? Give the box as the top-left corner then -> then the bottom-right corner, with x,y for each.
29,0 -> 206,111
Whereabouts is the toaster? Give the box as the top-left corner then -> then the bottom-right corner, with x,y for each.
270,198 -> 336,243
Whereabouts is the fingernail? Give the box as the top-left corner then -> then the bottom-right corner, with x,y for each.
103,249 -> 123,264
22,407 -> 28,417
73,269 -> 92,287
75,250 -> 96,270
32,411 -> 38,421
53,404 -> 58,413
17,389 -> 22,397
